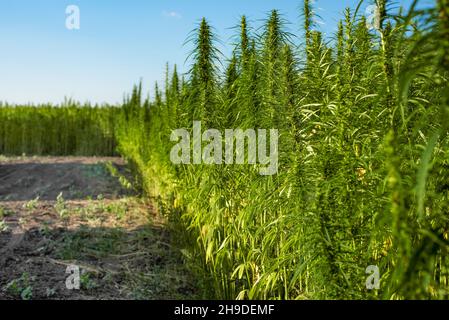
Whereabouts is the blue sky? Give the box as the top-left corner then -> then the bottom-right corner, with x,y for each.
0,0 -> 419,105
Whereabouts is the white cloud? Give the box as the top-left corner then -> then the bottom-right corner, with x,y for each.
163,11 -> 182,19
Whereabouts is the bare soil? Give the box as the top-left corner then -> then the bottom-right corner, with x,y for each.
0,157 -> 196,300
0,156 -> 131,201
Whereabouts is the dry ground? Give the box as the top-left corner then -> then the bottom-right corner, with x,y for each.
0,157 -> 196,300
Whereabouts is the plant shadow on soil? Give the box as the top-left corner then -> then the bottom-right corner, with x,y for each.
0,222 -> 197,300
0,157 -> 198,300
0,158 -> 133,202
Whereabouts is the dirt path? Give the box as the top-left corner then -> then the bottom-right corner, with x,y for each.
0,157 -> 196,300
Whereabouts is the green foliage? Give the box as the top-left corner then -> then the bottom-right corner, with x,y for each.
1,0 -> 448,300
0,219 -> 8,232
5,273 -> 34,300
114,0 -> 449,300
0,102 -> 118,156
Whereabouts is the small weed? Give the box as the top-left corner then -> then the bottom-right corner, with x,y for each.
46,288 -> 56,298
0,206 -> 13,219
55,192 -> 69,218
39,222 -> 51,237
105,201 -> 127,220
106,161 -> 132,190
0,219 -> 8,232
119,176 -> 132,190
23,197 -> 39,211
80,272 -> 97,291
5,273 -> 34,300
18,217 -> 26,226
21,286 -> 33,300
